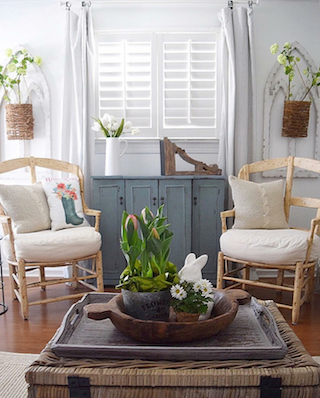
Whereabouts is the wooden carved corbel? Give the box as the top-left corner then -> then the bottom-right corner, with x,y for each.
160,137 -> 221,176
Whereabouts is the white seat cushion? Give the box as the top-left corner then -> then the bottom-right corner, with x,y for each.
3,226 -> 101,263
220,228 -> 320,265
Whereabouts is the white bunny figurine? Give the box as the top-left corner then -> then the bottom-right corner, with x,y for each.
178,253 -> 214,321
178,253 -> 208,282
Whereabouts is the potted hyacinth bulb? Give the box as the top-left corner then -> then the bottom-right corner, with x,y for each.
116,205 -> 179,321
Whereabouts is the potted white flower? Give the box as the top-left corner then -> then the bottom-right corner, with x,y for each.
170,279 -> 214,322
91,113 -> 140,175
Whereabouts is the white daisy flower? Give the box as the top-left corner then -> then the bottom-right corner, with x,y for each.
199,279 -> 213,296
193,280 -> 202,292
171,284 -> 187,300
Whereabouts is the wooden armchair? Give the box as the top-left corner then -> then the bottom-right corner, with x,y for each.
216,157 -> 320,324
0,157 -> 104,320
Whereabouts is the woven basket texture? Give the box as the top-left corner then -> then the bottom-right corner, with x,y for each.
25,302 -> 320,398
5,104 -> 34,140
282,100 -> 311,138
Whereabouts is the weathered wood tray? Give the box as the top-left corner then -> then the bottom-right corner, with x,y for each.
84,289 -> 249,344
51,292 -> 287,361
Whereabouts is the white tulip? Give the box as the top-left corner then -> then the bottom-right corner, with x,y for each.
107,123 -> 112,130
109,115 -> 116,123
101,113 -> 110,125
124,121 -> 133,129
131,128 -> 140,135
113,122 -> 119,130
91,122 -> 101,132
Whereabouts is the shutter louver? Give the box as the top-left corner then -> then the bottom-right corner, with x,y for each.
97,34 -> 153,133
160,33 -> 217,137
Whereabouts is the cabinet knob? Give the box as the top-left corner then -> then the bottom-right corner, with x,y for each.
119,196 -> 123,205
160,196 -> 165,205
152,197 -> 157,206
194,196 -> 198,205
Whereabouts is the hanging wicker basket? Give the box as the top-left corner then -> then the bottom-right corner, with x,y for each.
282,100 -> 311,138
5,104 -> 34,140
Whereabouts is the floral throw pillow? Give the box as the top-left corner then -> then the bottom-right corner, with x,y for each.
42,177 -> 89,231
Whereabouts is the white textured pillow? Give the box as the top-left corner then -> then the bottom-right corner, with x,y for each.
229,176 -> 288,229
42,178 -> 89,232
0,183 -> 51,233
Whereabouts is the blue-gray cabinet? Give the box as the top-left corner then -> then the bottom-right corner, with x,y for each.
92,176 -> 225,286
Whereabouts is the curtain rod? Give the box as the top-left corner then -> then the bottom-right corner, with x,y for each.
59,0 -> 260,6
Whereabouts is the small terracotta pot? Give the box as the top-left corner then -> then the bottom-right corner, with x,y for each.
175,311 -> 199,322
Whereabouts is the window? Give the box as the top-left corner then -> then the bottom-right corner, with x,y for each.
96,31 -> 219,139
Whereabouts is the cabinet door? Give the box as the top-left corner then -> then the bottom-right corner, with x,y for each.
93,179 -> 126,285
159,180 -> 192,271
192,179 -> 225,283
125,180 -> 158,215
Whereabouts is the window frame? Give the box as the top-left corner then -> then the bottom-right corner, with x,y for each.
94,28 -> 221,140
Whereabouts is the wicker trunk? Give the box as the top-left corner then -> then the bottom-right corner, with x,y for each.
25,301 -> 320,398
282,100 -> 311,138
5,104 -> 34,140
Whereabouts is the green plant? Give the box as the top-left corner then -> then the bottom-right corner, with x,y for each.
170,279 -> 214,314
91,113 -> 140,138
270,42 -> 320,101
116,205 -> 179,292
0,48 -> 42,104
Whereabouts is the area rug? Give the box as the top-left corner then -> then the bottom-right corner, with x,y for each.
0,351 -> 319,398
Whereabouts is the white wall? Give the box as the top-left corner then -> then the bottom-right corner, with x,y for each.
0,0 -> 319,276
0,0 -> 319,176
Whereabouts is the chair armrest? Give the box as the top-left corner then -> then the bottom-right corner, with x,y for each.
304,218 -> 320,264
0,215 -> 17,261
221,209 -> 235,233
84,208 -> 101,232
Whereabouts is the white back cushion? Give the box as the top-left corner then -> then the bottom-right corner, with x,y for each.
229,176 -> 288,229
0,183 -> 51,233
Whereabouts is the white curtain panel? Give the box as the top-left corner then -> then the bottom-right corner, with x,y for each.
60,5 -> 95,206
218,6 -> 256,177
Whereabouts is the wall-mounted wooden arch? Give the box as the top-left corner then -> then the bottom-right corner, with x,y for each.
263,41 -> 320,178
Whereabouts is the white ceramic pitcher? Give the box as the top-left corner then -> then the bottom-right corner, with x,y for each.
105,138 -> 128,176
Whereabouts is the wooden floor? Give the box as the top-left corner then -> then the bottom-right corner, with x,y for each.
0,276 -> 319,356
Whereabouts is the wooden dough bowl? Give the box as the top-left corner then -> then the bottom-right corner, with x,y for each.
84,289 -> 251,344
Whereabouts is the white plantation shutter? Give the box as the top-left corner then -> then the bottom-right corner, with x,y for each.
96,33 -> 155,136
159,33 -> 218,138
96,32 -> 219,138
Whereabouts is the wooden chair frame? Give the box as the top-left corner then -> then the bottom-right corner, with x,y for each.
216,157 -> 320,324
0,157 -> 104,320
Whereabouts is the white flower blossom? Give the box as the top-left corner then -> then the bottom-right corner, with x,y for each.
91,122 -> 101,132
193,281 -> 202,292
131,128 -> 140,135
101,113 -> 110,126
199,279 -> 213,297
124,121 -> 133,129
171,284 -> 187,300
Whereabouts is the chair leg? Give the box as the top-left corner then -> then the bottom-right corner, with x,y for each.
305,265 -> 315,303
96,250 -> 104,292
72,262 -> 79,289
17,259 -> 29,320
39,267 -> 46,291
277,269 -> 284,286
217,252 -> 225,289
292,262 -> 304,325
242,265 -> 250,290
8,262 -> 18,300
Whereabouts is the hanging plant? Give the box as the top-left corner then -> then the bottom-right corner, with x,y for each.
0,48 -> 42,140
270,42 -> 320,138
